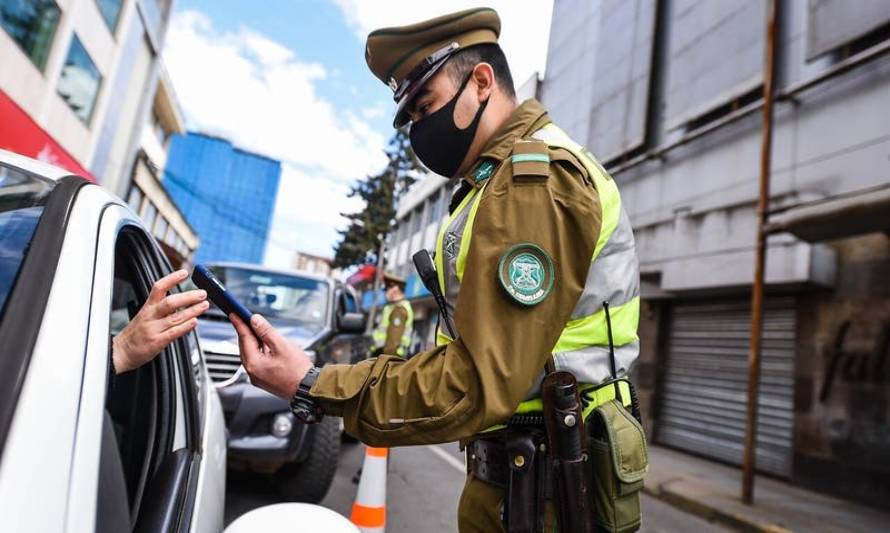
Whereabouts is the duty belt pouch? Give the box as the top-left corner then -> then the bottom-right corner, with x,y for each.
588,400 -> 648,532
504,433 -> 539,533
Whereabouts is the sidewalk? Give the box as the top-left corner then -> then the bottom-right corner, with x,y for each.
643,445 -> 890,532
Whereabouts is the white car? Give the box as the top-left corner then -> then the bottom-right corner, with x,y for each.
0,150 -> 227,532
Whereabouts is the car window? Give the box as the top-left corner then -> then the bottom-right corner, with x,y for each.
0,163 -> 53,320
342,289 -> 359,313
99,229 -> 179,525
208,265 -> 330,330
181,331 -> 205,427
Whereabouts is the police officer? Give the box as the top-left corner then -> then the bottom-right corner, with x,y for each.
371,272 -> 414,358
229,8 -> 640,531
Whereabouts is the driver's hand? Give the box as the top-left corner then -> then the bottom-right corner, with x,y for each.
112,269 -> 209,374
230,313 -> 313,399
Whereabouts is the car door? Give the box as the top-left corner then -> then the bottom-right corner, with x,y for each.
67,203 -> 223,532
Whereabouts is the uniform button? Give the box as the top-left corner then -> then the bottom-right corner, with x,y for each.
513,455 -> 525,468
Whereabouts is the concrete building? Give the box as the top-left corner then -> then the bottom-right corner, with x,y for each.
0,0 -> 175,196
163,132 -> 281,265
292,251 -> 334,277
542,0 -> 890,509
383,173 -> 452,351
125,65 -> 198,267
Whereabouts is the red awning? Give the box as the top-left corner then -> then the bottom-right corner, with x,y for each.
347,264 -> 377,286
0,90 -> 96,182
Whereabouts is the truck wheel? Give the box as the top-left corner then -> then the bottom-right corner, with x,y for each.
275,416 -> 341,503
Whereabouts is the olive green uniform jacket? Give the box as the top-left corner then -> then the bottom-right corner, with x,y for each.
311,99 -> 601,448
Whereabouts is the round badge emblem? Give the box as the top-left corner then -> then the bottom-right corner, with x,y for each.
498,243 -> 555,306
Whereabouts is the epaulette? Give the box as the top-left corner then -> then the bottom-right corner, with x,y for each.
510,139 -> 550,183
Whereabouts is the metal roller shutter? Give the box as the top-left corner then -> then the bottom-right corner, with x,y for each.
657,297 -> 795,478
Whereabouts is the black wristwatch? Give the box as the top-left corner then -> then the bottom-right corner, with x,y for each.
290,366 -> 323,424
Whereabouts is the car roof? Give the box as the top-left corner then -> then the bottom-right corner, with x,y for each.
0,149 -> 77,181
206,262 -> 333,284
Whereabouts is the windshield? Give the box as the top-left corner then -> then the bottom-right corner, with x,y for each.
209,266 -> 330,329
0,163 -> 54,321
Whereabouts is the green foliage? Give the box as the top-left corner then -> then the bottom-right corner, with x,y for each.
333,129 -> 419,268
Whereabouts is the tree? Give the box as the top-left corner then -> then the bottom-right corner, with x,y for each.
333,129 -> 420,268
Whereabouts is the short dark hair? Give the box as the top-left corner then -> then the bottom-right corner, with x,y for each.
444,43 -> 515,98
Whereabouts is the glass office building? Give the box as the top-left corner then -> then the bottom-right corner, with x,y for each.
164,133 -> 281,264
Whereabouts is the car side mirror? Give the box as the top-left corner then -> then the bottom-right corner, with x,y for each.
338,312 -> 365,333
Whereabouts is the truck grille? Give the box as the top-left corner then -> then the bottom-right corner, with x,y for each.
204,351 -> 242,384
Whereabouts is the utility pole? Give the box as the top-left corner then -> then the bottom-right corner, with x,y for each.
742,0 -> 779,505
365,235 -> 386,335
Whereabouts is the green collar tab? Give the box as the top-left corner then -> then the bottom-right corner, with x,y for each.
473,160 -> 496,183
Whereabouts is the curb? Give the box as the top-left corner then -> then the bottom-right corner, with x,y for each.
642,482 -> 793,533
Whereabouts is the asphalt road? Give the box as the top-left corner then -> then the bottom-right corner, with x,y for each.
226,439 -> 732,532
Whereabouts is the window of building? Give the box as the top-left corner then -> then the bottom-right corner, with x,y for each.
126,186 -> 143,213
429,187 -> 445,223
151,111 -> 170,147
154,216 -> 168,240
164,224 -> 175,244
141,201 -> 157,230
410,205 -> 424,234
95,0 -> 123,33
806,0 -> 890,60
665,0 -> 765,131
0,0 -> 61,71
395,216 -> 409,245
57,35 -> 102,124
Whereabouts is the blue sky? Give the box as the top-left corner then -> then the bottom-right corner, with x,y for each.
164,0 -> 552,269
175,0 -> 392,133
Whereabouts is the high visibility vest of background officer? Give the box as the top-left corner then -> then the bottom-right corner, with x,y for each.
371,272 -> 414,357
228,8 -> 641,533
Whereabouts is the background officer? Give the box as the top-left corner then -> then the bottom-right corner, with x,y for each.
371,272 -> 414,358
229,7 -> 639,531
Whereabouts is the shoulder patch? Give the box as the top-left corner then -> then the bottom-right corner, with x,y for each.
498,243 -> 555,306
511,139 -> 550,182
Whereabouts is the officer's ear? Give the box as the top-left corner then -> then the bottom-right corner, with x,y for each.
471,62 -> 495,102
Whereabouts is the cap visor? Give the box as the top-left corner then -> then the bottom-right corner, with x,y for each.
392,56 -> 451,128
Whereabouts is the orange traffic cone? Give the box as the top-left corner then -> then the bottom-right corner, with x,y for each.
350,446 -> 388,533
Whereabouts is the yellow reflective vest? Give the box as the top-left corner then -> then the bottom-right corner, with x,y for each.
372,300 -> 414,357
434,123 -> 640,410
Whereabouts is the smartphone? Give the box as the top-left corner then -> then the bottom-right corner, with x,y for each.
191,264 -> 257,335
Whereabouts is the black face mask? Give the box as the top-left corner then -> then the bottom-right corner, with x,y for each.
409,73 -> 489,177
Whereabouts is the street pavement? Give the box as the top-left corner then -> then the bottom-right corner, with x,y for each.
226,439 -> 733,532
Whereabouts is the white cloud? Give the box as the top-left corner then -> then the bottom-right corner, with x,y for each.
332,0 -> 554,88
164,10 -> 389,268
164,11 -> 387,181
263,164 -> 364,267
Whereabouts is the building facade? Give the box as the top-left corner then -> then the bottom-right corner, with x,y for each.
383,173 -> 451,351
163,132 -> 281,264
125,65 -> 198,267
0,0 -> 175,195
292,251 -> 334,277
542,0 -> 890,509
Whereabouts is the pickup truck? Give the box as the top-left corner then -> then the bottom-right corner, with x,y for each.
194,262 -> 366,503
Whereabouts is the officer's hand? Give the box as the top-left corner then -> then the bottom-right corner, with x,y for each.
112,269 -> 209,374
230,313 -> 313,400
